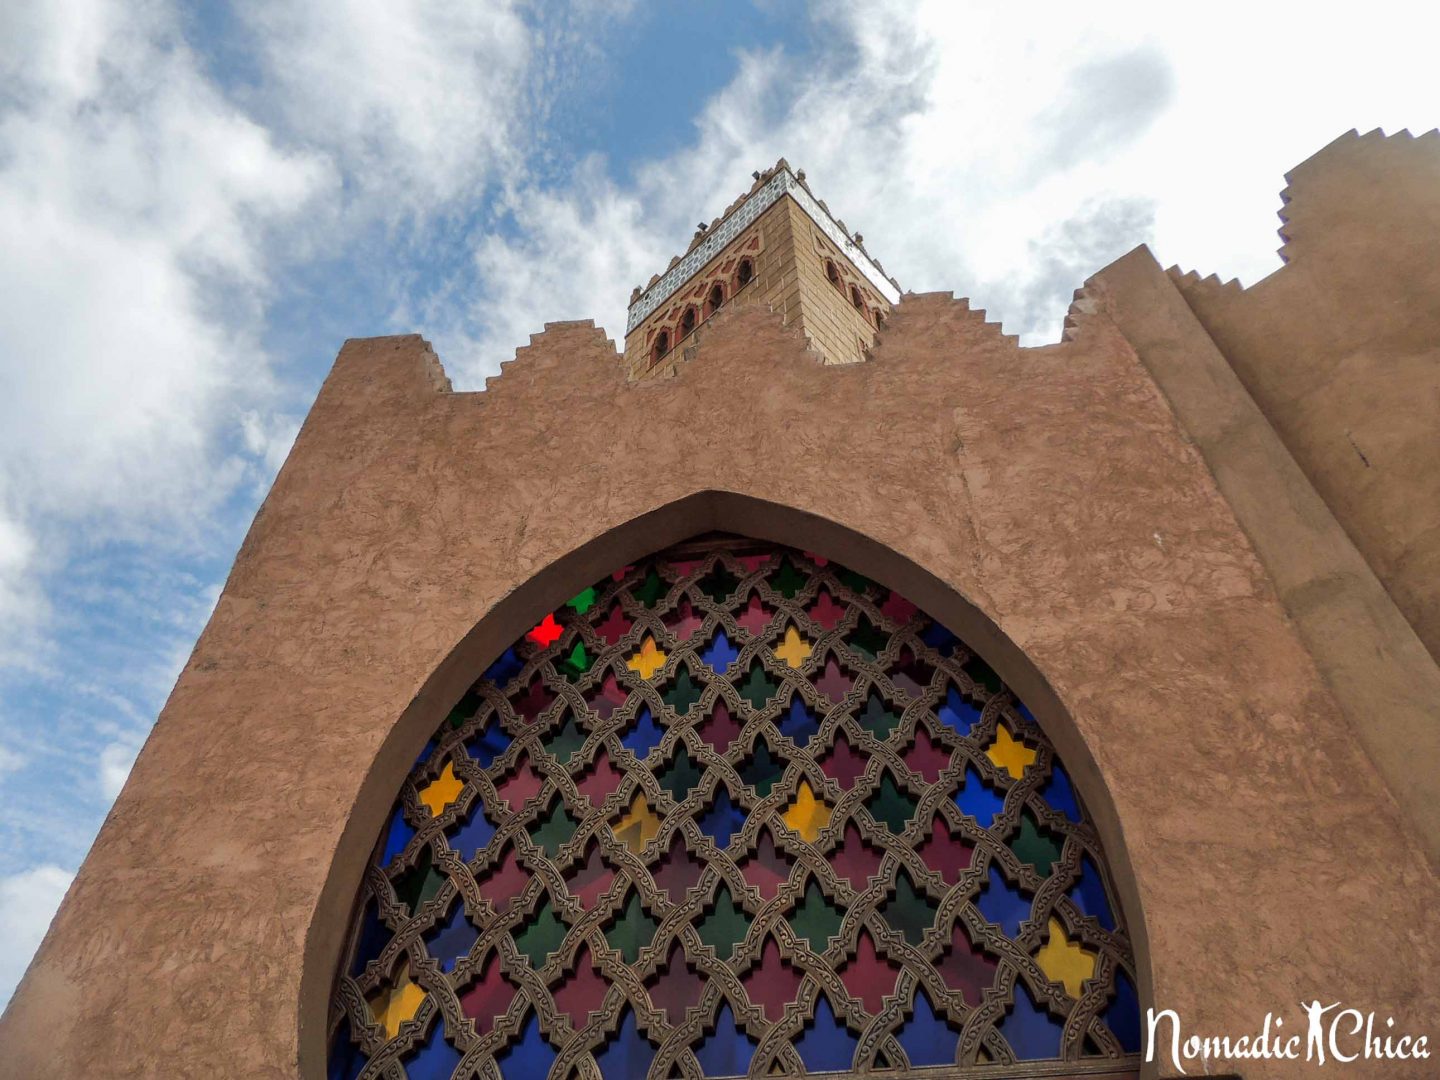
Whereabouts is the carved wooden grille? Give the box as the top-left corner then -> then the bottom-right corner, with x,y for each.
329,539 -> 1142,1079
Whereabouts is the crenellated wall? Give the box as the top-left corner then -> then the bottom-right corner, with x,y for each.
1167,128 -> 1440,664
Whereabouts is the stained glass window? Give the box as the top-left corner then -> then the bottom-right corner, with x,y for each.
330,539 -> 1141,1079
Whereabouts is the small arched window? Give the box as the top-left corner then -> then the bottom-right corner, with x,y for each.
850,284 -> 865,311
736,258 -> 754,287
705,283 -> 724,317
680,307 -> 697,338
825,259 -> 841,288
652,330 -> 670,363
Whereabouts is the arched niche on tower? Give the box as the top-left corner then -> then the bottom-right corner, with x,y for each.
301,490 -> 1152,1079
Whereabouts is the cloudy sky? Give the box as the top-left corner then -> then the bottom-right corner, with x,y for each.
0,0 -> 1434,1004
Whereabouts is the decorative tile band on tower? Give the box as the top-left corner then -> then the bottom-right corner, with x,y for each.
626,165 -> 900,335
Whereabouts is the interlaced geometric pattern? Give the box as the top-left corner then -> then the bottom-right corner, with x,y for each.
329,539 -> 1142,1079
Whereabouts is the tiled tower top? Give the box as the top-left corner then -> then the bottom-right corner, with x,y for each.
622,159 -> 903,377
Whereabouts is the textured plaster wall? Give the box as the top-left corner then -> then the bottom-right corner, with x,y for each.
1170,129 -> 1440,663
3,284 -> 1437,1078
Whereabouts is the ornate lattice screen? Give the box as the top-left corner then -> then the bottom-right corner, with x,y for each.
329,539 -> 1142,1079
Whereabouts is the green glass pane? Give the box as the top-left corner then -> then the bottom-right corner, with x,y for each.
838,568 -> 874,595
737,661 -> 777,709
739,740 -> 784,798
771,557 -> 808,599
657,744 -> 704,803
879,868 -> 937,946
663,667 -> 703,716
544,712 -> 587,764
514,896 -> 568,968
634,567 -> 666,608
393,845 -> 446,916
699,565 -> 740,603
697,885 -> 751,959
1010,810 -> 1061,877
529,800 -> 579,858
559,641 -> 593,681
604,891 -> 659,964
446,688 -> 485,729
789,879 -> 843,954
567,586 -> 598,614
865,772 -> 917,834
963,655 -> 1003,696
848,615 -> 889,660
857,691 -> 899,739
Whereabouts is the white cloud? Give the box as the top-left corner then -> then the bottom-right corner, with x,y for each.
98,740 -> 141,801
0,743 -> 24,776
0,864 -> 74,1007
436,0 -> 1440,375
0,0 -> 333,669
239,0 -> 532,214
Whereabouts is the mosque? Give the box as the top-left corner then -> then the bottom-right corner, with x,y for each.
2,129 -> 1438,1079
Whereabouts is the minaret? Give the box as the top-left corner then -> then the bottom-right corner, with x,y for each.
622,159 -> 901,378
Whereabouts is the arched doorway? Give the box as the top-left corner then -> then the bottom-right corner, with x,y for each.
327,534 -> 1142,1078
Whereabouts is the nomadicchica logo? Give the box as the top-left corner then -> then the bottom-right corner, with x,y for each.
1146,1003 -> 1430,1073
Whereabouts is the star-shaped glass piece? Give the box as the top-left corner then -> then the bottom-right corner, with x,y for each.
780,781 -> 832,842
773,624 -> 813,669
626,635 -> 667,680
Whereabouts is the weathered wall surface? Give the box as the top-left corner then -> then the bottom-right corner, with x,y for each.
4,286 -> 1438,1078
1170,129 -> 1440,662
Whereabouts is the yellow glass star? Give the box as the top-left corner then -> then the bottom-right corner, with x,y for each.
986,724 -> 1036,780
773,624 -> 813,669
1035,917 -> 1097,998
626,635 -> 667,680
780,781 -> 832,842
367,968 -> 426,1039
418,761 -> 464,817
613,791 -> 661,854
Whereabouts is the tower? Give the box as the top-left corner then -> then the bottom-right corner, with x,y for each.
623,160 -> 900,377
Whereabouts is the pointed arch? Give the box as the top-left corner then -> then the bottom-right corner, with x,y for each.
305,491 -> 1151,1078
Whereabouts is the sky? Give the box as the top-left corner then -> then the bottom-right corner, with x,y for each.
0,0 -> 1435,1006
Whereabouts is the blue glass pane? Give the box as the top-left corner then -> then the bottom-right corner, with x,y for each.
1015,700 -> 1036,722
1068,855 -> 1115,932
485,647 -> 525,688
976,864 -> 1030,937
448,800 -> 496,861
1103,968 -> 1142,1053
382,804 -> 416,866
794,994 -> 856,1072
466,724 -> 512,770
424,900 -> 478,973
896,988 -> 959,1067
701,630 -> 739,674
921,621 -> 958,655
350,895 -> 388,977
328,1017 -> 367,1080
936,687 -> 981,737
621,708 -> 663,761
697,789 -> 746,849
404,1016 -> 463,1080
413,739 -> 437,769
497,1011 -> 557,1079
593,1007 -> 657,1078
955,765 -> 1005,828
997,978 -> 1065,1059
1041,763 -> 1082,823
778,697 -> 818,748
693,1002 -> 757,1078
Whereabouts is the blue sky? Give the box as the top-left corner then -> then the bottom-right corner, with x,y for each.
0,0 -> 1435,1005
